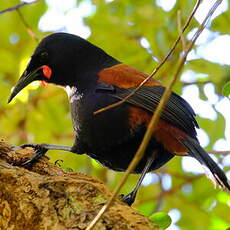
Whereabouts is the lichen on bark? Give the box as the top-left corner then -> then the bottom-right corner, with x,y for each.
0,141 -> 159,230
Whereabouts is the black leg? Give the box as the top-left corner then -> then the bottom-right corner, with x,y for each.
121,151 -> 156,206
13,143 -> 73,166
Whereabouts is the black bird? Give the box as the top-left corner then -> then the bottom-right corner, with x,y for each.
8,32 -> 230,205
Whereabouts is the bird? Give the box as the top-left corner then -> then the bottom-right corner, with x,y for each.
8,32 -> 230,205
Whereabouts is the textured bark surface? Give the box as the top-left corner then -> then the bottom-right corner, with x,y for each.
0,140 -> 159,230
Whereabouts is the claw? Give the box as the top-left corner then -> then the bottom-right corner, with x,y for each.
21,148 -> 47,166
119,193 -> 135,206
11,143 -> 71,166
14,144 -> 48,166
20,143 -> 43,149
11,145 -> 21,151
54,159 -> 64,167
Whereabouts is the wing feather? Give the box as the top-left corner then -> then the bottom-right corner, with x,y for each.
113,86 -> 198,139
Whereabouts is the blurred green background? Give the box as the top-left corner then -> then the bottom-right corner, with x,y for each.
0,0 -> 229,229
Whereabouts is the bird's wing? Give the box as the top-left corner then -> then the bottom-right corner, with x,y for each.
97,63 -> 198,138
96,83 -> 198,139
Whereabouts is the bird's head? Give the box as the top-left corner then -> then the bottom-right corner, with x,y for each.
8,32 -> 118,103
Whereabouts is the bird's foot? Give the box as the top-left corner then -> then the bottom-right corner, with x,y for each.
13,143 -> 48,166
119,192 -> 136,206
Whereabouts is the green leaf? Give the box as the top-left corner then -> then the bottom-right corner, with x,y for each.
186,59 -> 224,83
149,212 -> 171,229
222,81 -> 230,97
138,200 -> 156,216
210,216 -> 230,230
211,10 -> 230,34
217,191 -> 230,205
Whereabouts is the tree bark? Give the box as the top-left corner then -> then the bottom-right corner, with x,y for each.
0,141 -> 159,230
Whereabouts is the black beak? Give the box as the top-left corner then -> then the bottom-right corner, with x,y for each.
8,67 -> 41,103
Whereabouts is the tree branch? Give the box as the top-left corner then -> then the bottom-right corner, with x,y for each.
208,151 -> 230,155
0,1 -> 40,15
16,9 -> 39,42
0,140 -> 159,230
137,175 -> 202,205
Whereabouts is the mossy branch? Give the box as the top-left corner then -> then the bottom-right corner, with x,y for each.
0,140 -> 159,230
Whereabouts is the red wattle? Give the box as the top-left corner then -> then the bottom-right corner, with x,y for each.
41,80 -> 47,86
40,65 -> 52,79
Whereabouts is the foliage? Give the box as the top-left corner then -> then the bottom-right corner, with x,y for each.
223,81 -> 230,96
0,0 -> 229,229
149,212 -> 172,229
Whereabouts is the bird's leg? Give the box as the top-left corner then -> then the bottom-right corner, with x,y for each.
12,143 -> 73,166
121,151 -> 156,206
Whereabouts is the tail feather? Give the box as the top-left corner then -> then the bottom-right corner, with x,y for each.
180,137 -> 230,192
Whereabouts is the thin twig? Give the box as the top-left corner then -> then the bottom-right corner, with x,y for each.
177,10 -> 186,52
138,175 -> 202,205
0,1 -> 40,14
86,1 -> 222,229
16,9 -> 39,42
182,80 -> 212,86
94,0 -> 202,115
151,174 -> 164,213
154,175 -> 202,200
208,151 -> 230,155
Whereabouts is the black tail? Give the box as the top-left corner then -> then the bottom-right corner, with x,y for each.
180,137 -> 230,192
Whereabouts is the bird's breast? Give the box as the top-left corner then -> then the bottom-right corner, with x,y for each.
68,90 -> 145,153
65,86 -> 83,103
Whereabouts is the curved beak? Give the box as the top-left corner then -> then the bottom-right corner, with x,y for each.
8,67 -> 41,103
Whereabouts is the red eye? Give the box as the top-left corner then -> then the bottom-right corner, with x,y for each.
40,65 -> 52,79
